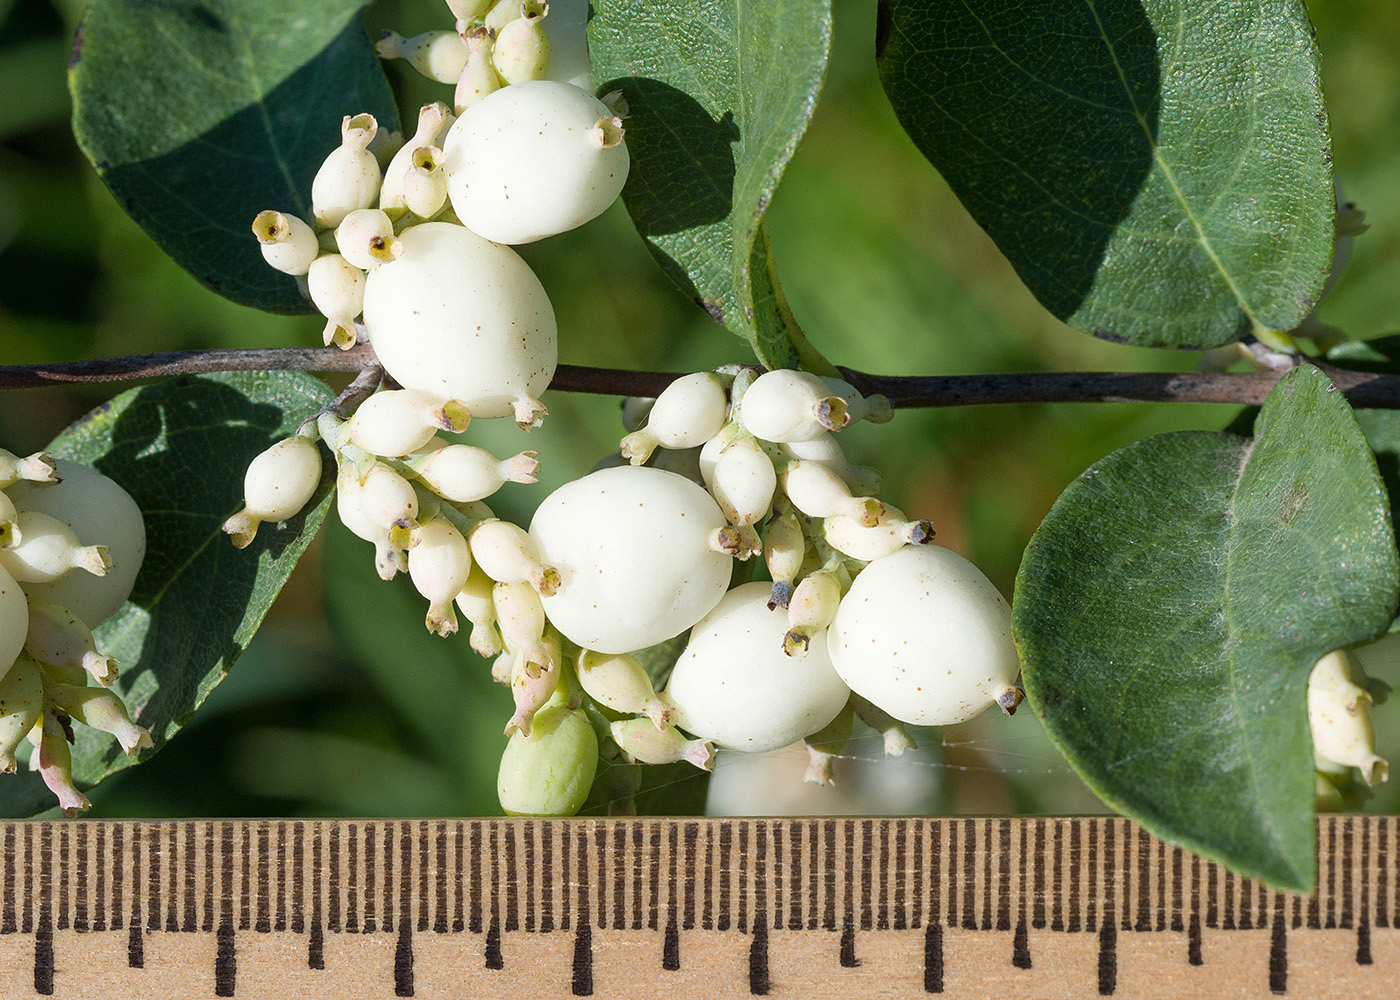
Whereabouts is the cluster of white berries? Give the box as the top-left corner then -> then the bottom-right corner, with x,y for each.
230,0 -> 1023,816
0,449 -> 150,815
234,0 -> 628,615
492,367 -> 1025,813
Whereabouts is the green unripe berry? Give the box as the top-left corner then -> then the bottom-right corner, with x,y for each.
497,704 -> 597,816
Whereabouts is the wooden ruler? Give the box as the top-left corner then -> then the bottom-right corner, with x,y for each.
0,816 -> 1394,998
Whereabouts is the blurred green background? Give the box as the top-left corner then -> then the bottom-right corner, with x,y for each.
2,0 -> 1399,819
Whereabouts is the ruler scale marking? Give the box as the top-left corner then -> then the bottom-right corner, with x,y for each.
1326,816 -> 1338,929
561,821 -> 572,932
124,824 -> 137,959
1359,818 -> 1373,966
524,820 -> 536,933
1342,815 -> 1355,930
822,820 -> 836,932
308,825 -> 324,970
487,822 -> 502,965
507,822 -> 521,933
180,822 -> 195,934
365,823 -> 378,934
962,818 -> 977,931
753,821 -> 770,991
1270,892 -> 1287,993
664,823 -> 678,968
1014,819 -> 1031,970
610,823 -> 624,930
93,823 -> 105,933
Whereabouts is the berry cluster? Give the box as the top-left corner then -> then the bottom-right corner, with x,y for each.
224,0 -> 1037,815
0,450 -> 150,814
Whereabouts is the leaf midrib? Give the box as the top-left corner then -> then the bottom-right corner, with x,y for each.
1085,0 -> 1263,333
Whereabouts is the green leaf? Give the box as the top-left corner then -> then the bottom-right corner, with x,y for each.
877,0 -> 1333,349
588,0 -> 832,369
69,0 -> 397,314
1326,335 -> 1400,375
1014,365 -> 1398,890
0,372 -> 334,817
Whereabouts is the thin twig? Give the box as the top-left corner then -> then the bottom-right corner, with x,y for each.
4,347 -> 1400,408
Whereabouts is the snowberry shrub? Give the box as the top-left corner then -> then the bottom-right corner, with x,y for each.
13,0 -> 1396,895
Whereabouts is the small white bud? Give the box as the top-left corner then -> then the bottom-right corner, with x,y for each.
25,599 -> 118,684
707,437 -> 777,526
763,509 -> 806,609
381,103 -> 455,215
336,465 -> 405,581
0,511 -> 111,583
312,114 -> 382,230
359,464 -> 420,536
821,377 -> 893,425
45,682 -> 153,756
405,444 -> 539,502
492,2 -> 550,84
850,693 -> 916,758
803,702 -> 854,786
335,208 -> 403,272
610,718 -> 713,770
785,570 -> 842,658
448,0 -> 494,20
403,146 -> 448,219
0,448 -> 58,488
471,519 -> 560,595
307,253 -> 366,350
454,28 -> 501,113
0,653 -> 43,772
577,650 -> 671,727
620,372 -> 728,464
822,505 -> 935,562
740,369 -> 849,442
1309,649 -> 1388,786
350,389 -> 471,457
36,711 -> 90,816
484,0 -> 526,32
408,518 -> 473,636
251,210 -> 319,275
506,633 -> 562,737
222,435 -> 323,548
782,460 -> 883,527
454,563 -> 503,657
376,29 -> 470,84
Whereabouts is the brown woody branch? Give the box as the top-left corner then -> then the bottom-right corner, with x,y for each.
3,347 -> 1400,408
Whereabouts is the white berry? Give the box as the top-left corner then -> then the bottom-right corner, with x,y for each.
827,545 -> 1021,726
529,465 -> 733,653
6,460 -> 145,628
664,581 -> 850,753
361,222 -> 557,427
442,80 -> 629,245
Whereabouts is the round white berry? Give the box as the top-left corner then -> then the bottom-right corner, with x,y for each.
529,465 -> 732,653
663,581 -> 850,753
362,222 -> 556,427
442,80 -> 629,245
827,545 -> 1020,726
7,460 -> 146,628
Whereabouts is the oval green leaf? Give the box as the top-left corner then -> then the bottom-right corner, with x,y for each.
1014,365 -> 1398,891
877,0 -> 1334,349
0,372 -> 334,817
588,0 -> 832,369
69,0 -> 398,315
